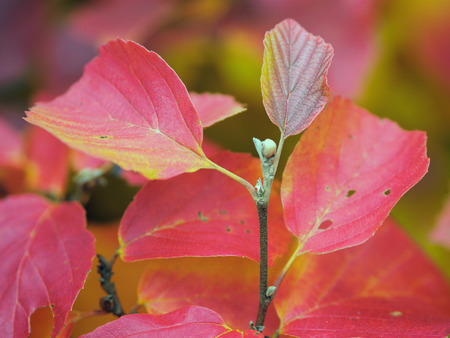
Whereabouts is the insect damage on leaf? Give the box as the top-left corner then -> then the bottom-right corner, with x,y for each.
318,219 -> 333,230
346,190 -> 356,197
281,97 -> 429,254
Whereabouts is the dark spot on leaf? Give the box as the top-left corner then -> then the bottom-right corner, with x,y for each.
240,220 -> 245,224
384,189 -> 391,196
319,219 -> 333,230
198,211 -> 207,222
246,229 -> 251,234
51,304 -> 55,308
100,135 -> 108,139
325,186 -> 330,191
348,134 -> 353,139
346,190 -> 356,197
226,226 -> 231,232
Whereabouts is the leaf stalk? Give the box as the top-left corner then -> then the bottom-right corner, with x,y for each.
207,159 -> 256,199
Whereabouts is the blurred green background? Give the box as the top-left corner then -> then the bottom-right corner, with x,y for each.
1,0 -> 449,276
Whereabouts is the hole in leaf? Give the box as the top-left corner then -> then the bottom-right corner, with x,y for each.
346,190 -> 356,197
319,219 -> 333,230
384,189 -> 391,196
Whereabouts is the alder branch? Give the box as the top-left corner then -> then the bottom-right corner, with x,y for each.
251,134 -> 285,332
97,251 -> 125,317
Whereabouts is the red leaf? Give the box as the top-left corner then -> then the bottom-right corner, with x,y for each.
414,7 -> 450,91
190,92 -> 246,128
430,193 -> 450,249
138,257 -> 280,335
82,306 -> 260,337
0,118 -> 25,195
25,127 -> 69,198
281,97 -> 429,254
0,117 -> 23,167
25,39 -> 213,180
275,219 -> 450,337
70,0 -> 173,43
0,194 -> 95,337
119,151 -> 291,264
70,150 -> 106,173
261,19 -> 333,138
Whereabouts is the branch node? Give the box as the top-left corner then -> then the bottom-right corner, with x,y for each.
266,286 -> 277,298
97,253 -> 125,317
256,178 -> 264,194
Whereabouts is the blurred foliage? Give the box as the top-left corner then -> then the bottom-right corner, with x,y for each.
359,0 -> 450,277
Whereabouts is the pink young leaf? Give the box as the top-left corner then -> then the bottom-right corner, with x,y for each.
25,39 -> 213,180
246,0 -> 380,97
281,97 -> 429,254
119,151 -> 292,264
190,92 -> 246,128
0,194 -> 95,337
261,19 -> 333,138
82,306 -> 260,337
138,257 -> 280,335
275,219 -> 450,337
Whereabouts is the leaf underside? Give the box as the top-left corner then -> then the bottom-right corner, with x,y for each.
261,19 -> 334,138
